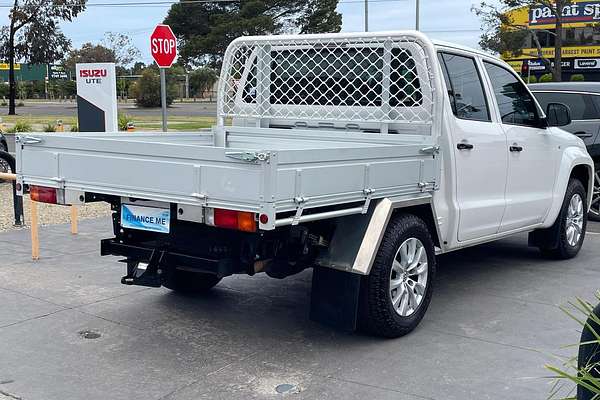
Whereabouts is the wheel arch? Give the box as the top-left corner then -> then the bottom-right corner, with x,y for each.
317,194 -> 440,276
542,147 -> 594,228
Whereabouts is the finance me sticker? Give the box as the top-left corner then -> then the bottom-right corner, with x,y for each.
121,204 -> 170,234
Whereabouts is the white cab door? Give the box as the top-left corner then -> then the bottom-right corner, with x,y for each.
483,62 -> 559,232
439,53 -> 508,242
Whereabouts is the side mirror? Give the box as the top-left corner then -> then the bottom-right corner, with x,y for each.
546,103 -> 572,127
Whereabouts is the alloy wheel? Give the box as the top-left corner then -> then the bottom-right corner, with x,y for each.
566,193 -> 585,247
389,237 -> 428,317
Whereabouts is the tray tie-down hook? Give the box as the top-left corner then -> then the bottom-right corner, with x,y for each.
121,248 -> 167,288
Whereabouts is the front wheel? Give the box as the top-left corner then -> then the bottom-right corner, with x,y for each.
361,214 -> 436,338
539,178 -> 587,260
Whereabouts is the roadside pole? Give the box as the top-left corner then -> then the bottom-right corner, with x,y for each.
160,68 -> 168,132
150,24 -> 178,134
364,0 -> 369,32
416,0 -> 420,30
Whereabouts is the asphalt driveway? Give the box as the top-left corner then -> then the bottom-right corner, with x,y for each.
0,218 -> 599,400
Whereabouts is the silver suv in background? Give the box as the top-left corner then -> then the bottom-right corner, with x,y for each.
0,132 -> 10,175
530,82 -> 600,221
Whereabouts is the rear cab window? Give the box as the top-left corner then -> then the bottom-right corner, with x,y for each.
437,52 -> 490,122
483,62 -> 541,128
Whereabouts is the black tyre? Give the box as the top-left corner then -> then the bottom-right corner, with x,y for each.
539,178 -> 587,260
361,214 -> 436,338
577,303 -> 600,400
162,269 -> 222,294
589,163 -> 600,222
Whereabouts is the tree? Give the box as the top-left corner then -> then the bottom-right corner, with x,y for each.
189,67 -> 218,98
130,68 -> 178,107
299,0 -> 342,34
63,43 -> 116,71
164,0 -> 342,68
101,32 -> 141,69
473,0 -> 573,82
0,0 -> 86,115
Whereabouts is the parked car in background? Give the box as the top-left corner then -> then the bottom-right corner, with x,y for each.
0,132 -> 7,152
0,132 -> 10,175
530,83 -> 600,221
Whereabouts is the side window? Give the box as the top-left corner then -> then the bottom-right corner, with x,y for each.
483,62 -> 540,127
534,92 -> 598,120
438,52 -> 490,122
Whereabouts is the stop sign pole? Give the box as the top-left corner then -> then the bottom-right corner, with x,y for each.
150,24 -> 177,132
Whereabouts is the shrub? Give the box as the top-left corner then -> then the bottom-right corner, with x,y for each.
134,69 -> 176,108
0,101 -> 7,107
570,74 -> 585,82
547,293 -> 600,399
7,120 -> 32,133
539,73 -> 554,83
190,67 -> 218,98
527,75 -> 538,84
70,124 -> 78,132
44,123 -> 56,132
16,101 -> 24,107
118,113 -> 132,131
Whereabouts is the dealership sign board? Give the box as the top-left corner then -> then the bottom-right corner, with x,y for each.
530,2 -> 600,25
76,63 -> 118,132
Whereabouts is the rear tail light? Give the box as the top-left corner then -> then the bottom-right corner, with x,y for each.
29,185 -> 58,204
205,208 -> 257,232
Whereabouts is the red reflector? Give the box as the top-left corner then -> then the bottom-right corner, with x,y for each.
214,209 -> 238,230
30,185 -> 57,204
212,209 -> 257,232
259,214 -> 269,224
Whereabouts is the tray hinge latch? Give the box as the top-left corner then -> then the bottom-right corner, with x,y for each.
225,151 -> 270,163
292,196 -> 307,226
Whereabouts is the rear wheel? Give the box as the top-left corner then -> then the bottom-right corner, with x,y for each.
162,269 -> 222,294
361,214 -> 436,338
589,162 -> 600,222
539,178 -> 587,260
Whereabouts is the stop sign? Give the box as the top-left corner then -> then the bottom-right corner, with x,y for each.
150,24 -> 177,68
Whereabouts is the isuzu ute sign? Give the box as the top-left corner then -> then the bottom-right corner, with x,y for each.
76,62 -> 118,132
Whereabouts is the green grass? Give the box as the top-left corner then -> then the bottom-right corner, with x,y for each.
0,114 -> 216,132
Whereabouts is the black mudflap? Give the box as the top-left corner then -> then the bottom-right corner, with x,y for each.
310,266 -> 362,332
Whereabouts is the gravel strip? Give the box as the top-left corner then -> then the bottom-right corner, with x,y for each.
0,183 -> 111,232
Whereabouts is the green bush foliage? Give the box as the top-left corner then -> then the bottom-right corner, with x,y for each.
570,74 -> 585,82
118,113 -> 133,131
44,123 -> 56,132
547,293 -> 600,399
132,69 -> 177,108
7,120 -> 32,133
527,75 -> 538,84
539,73 -> 554,83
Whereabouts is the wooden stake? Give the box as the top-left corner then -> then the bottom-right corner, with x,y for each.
70,205 -> 78,235
30,199 -> 40,260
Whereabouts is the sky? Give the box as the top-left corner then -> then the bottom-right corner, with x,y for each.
1,0 -> 489,64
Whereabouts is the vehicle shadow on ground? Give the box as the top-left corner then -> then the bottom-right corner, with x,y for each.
144,233 -> 582,345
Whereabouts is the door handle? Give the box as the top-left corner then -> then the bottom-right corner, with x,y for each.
509,145 -> 524,152
574,131 -> 593,138
456,142 -> 474,150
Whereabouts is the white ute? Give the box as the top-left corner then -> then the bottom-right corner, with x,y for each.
16,32 -> 594,337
